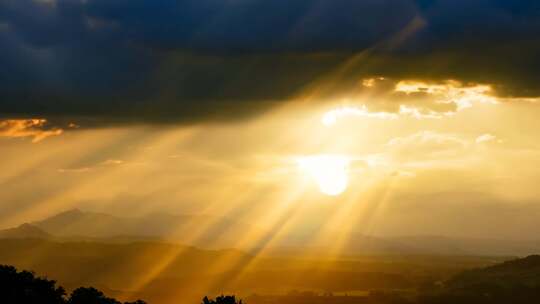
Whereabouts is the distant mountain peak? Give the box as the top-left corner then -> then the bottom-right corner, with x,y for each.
17,223 -> 41,230
0,223 -> 50,239
58,208 -> 84,216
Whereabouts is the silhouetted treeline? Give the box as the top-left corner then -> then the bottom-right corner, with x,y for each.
0,265 -> 146,304
203,295 -> 242,304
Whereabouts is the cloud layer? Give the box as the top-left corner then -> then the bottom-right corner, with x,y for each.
0,119 -> 62,142
1,0 -> 540,125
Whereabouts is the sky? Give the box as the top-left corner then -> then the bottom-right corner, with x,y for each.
1,0 -> 540,240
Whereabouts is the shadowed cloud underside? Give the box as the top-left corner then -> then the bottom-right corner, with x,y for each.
1,0 -> 540,126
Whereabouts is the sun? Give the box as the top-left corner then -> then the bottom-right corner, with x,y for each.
298,155 -> 350,196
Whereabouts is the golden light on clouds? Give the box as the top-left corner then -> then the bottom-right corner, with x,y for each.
320,78 -> 506,126
322,106 -> 398,126
0,119 -> 63,143
394,80 -> 497,110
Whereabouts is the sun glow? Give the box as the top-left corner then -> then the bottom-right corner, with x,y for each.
298,155 -> 350,196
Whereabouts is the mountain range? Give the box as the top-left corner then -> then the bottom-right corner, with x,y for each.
1,209 -> 540,256
29,209 -> 266,249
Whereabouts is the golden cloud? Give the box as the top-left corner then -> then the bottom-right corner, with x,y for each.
0,119 -> 63,142
320,78 -> 511,124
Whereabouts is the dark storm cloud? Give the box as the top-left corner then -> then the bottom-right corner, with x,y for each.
1,0 -> 539,125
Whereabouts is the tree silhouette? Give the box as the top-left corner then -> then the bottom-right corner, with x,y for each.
68,287 -> 121,304
202,295 -> 242,304
0,265 -> 66,304
0,265 -> 146,304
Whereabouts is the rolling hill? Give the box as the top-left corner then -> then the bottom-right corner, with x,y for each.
1,209 -> 539,256
418,255 -> 540,304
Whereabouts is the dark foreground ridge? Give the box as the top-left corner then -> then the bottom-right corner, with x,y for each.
0,265 -> 146,304
0,263 -> 240,304
419,254 -> 540,304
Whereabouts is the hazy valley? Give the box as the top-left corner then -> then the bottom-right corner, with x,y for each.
0,209 -> 530,304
